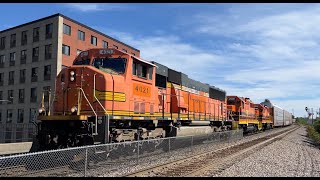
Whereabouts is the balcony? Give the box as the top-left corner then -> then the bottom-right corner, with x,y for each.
9,61 -> 15,66
32,56 -> 38,62
20,77 -> 25,83
46,33 -> 52,39
0,63 -> 3,68
20,57 -> 26,64
19,98 -> 24,103
31,76 -> 38,82
21,39 -> 27,46
10,42 -> 16,48
8,79 -> 14,85
44,74 -> 51,81
45,54 -> 52,60
33,36 -> 39,42
30,96 -> 37,103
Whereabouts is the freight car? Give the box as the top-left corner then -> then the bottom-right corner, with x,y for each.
31,48 -> 229,151
260,99 -> 293,127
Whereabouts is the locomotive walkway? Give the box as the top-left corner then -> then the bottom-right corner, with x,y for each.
205,126 -> 320,177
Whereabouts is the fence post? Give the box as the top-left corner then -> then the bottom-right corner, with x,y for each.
168,138 -> 171,152
137,141 -> 139,164
84,147 -> 88,177
191,136 -> 194,152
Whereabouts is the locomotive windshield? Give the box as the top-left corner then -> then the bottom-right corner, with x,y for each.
73,59 -> 90,65
93,58 -> 127,74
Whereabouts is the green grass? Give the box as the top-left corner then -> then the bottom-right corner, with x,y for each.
296,118 -> 320,145
307,125 -> 320,145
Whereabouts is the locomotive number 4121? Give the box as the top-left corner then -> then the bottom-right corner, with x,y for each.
133,83 -> 151,97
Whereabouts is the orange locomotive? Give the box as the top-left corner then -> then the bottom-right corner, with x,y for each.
33,48 -> 227,151
226,96 -> 262,132
254,103 -> 273,130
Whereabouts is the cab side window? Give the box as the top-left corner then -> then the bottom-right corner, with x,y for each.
133,60 -> 153,80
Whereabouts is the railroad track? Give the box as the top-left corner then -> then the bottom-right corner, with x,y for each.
124,126 -> 299,177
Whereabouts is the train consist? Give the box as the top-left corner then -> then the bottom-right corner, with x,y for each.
31,48 -> 293,151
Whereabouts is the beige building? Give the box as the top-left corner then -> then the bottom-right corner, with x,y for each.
0,13 -> 140,143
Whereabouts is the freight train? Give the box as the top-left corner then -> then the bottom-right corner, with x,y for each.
30,48 -> 292,152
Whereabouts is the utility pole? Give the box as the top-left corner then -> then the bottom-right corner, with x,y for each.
312,108 -> 314,124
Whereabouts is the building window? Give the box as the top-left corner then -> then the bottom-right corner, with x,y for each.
45,44 -> 52,59
30,87 -> 37,103
102,41 -> 108,48
29,108 -> 37,123
113,45 -> 118,49
20,50 -> 27,64
122,49 -> 127,53
32,47 -> 39,62
0,110 -> 1,122
0,37 -> 5,49
44,65 -> 51,81
62,44 -> 70,56
8,71 -> 14,85
0,91 -> 2,105
20,69 -> 26,83
43,86 -> 51,102
78,30 -> 85,41
63,24 -> 71,35
31,67 -> 38,82
0,55 -> 5,68
46,23 -> 53,39
0,73 -> 3,86
7,90 -> 13,104
21,31 -> 28,46
33,27 -> 40,42
91,36 -> 97,46
19,89 -> 25,103
10,34 -> 16,48
9,52 -> 16,66
76,49 -> 82,55
7,109 -> 13,123
132,53 -> 136,56
17,109 -> 24,123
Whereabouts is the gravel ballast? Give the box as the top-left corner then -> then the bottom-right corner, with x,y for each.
206,126 -> 320,177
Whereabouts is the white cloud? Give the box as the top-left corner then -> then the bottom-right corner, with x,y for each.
93,26 -> 224,82
64,3 -> 130,12
189,4 -> 320,117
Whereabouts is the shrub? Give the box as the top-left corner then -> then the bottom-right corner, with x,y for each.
307,125 -> 320,145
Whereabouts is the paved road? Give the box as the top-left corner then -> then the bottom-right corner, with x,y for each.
213,126 -> 320,177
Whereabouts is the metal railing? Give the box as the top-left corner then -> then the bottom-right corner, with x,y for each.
0,123 -> 36,143
0,129 -> 243,177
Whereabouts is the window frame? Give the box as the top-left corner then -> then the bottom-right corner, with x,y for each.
63,24 -> 71,35
78,30 -> 85,41
62,44 -> 70,56
91,35 -> 97,46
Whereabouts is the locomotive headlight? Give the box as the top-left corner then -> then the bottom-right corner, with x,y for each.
70,76 -> 75,81
70,71 -> 75,76
71,106 -> 78,113
38,107 -> 45,114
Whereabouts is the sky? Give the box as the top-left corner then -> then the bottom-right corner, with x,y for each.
0,3 -> 319,117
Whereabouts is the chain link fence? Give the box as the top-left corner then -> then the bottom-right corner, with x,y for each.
0,129 -> 243,177
0,124 -> 37,143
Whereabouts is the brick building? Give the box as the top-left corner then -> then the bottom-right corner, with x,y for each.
0,13 -> 140,143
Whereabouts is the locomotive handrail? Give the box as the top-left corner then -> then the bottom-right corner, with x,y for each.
79,87 -> 98,135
